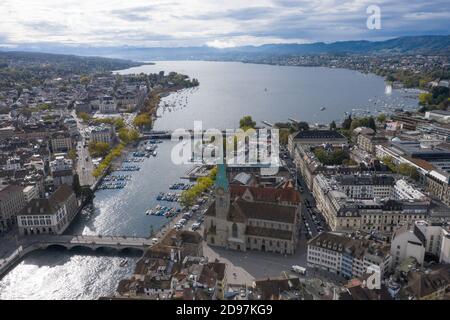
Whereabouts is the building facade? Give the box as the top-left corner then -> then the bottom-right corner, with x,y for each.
307,232 -> 392,279
17,184 -> 78,235
0,185 -> 26,233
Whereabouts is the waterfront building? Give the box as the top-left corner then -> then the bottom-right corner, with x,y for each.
288,129 -> 348,159
17,184 -> 78,235
204,164 -> 300,254
0,185 -> 26,233
307,232 -> 391,279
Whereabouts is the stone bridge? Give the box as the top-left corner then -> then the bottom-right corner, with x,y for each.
0,234 -> 154,279
21,234 -> 153,252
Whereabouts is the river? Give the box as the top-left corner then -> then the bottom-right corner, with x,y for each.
0,61 -> 418,299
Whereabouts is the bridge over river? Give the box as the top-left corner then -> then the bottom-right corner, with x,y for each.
0,234 -> 154,279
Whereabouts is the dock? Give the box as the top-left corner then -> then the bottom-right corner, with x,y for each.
181,165 -> 212,180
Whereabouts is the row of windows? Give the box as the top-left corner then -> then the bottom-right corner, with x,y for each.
248,219 -> 292,231
21,219 -> 52,226
247,237 -> 289,248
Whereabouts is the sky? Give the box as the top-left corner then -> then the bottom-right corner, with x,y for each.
0,0 -> 449,48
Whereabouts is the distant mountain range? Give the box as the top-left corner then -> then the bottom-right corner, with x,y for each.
2,35 -> 449,61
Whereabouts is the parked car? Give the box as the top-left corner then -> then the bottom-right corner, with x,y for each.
191,222 -> 201,231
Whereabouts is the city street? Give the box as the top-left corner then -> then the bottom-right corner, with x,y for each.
72,111 -> 95,186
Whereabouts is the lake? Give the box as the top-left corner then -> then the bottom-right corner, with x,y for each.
0,61 -> 418,299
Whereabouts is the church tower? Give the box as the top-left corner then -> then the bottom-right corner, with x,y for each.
215,163 -> 230,220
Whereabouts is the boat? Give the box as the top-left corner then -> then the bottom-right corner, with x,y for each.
120,259 -> 128,267
153,151 -> 157,157
320,107 -> 326,111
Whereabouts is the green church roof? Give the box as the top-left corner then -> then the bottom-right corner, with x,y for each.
215,163 -> 229,192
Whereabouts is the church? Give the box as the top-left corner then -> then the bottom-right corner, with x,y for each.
204,164 -> 301,255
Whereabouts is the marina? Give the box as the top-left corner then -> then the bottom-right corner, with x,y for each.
145,205 -> 181,218
156,192 -> 181,202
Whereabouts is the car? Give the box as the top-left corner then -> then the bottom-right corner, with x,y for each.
191,222 -> 201,231
240,288 -> 246,298
183,212 -> 192,220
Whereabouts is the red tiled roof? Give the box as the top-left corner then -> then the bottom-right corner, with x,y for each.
230,185 -> 301,204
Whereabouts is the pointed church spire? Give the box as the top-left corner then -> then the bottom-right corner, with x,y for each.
215,163 -> 229,192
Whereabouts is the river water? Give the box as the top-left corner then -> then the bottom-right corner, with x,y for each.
0,61 -> 418,299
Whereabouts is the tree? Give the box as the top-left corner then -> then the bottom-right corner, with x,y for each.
419,92 -> 433,106
239,116 -> 256,131
72,173 -> 82,197
342,115 -> 352,130
377,114 -> 387,123
329,121 -> 337,131
294,121 -> 309,132
88,141 -> 110,157
80,186 -> 94,203
80,75 -> 90,86
367,116 -> 376,132
68,149 -> 77,160
133,113 -> 152,128
350,118 -> 362,132
77,112 -> 91,123
398,163 -> 420,181
279,129 -> 290,146
118,128 -> 140,144
114,118 -> 125,130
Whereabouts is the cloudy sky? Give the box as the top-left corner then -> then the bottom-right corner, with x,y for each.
0,0 -> 449,48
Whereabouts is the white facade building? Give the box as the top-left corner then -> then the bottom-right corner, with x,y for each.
23,185 -> 39,203
17,184 -> 78,235
391,220 -> 450,266
307,232 -> 391,279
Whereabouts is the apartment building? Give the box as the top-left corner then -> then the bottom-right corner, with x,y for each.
307,232 -> 392,279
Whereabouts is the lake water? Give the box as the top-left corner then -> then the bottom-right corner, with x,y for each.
117,61 -> 418,130
0,61 -> 419,299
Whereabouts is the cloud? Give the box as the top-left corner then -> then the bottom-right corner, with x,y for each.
0,0 -> 448,47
